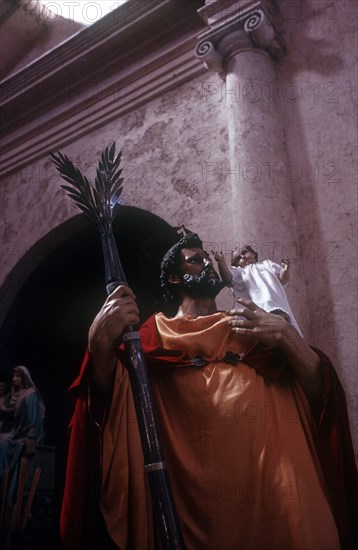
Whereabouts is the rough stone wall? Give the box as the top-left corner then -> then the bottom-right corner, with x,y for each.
275,0 -> 357,447
68,75 -> 233,243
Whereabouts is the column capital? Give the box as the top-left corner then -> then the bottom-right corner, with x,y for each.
195,0 -> 284,73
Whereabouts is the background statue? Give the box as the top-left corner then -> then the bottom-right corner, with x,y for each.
0,381 -> 9,432
0,366 -> 45,500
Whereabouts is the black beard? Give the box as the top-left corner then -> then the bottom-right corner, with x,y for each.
181,268 -> 225,299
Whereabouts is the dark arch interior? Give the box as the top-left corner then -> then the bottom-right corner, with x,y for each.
0,206 -> 180,534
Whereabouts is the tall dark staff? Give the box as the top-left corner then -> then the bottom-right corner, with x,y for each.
51,143 -> 185,550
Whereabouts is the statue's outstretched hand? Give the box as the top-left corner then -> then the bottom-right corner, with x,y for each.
228,298 -> 298,346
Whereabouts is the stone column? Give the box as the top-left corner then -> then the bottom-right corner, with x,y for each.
195,0 -> 295,254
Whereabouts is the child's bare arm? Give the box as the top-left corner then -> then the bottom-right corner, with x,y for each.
213,251 -> 233,285
279,258 -> 290,285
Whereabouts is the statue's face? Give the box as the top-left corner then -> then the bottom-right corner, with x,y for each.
179,248 -> 216,276
12,370 -> 24,389
178,247 -> 224,299
239,251 -> 257,267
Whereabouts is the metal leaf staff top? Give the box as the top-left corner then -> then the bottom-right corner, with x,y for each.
53,143 -> 123,229
51,143 -> 185,550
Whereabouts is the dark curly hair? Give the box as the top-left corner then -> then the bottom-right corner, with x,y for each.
160,232 -> 202,305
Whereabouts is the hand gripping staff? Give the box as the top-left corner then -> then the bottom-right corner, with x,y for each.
51,143 -> 185,550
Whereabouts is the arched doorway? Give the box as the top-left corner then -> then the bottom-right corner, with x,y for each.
0,206 -> 179,544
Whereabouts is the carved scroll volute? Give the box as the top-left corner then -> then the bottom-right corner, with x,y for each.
195,2 -> 284,74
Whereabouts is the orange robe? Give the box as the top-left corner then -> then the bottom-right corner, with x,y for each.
61,312 -> 357,549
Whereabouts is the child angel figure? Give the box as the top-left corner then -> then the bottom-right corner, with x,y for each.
214,245 -> 302,336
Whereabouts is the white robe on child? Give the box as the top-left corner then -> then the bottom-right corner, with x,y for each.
230,260 -> 302,336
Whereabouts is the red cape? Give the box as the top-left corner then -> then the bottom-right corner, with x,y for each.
60,314 -> 358,549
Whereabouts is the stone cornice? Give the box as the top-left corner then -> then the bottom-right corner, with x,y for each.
0,0 -> 205,178
195,0 -> 283,73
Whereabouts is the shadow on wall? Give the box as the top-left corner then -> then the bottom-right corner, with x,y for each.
0,205 -> 179,543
